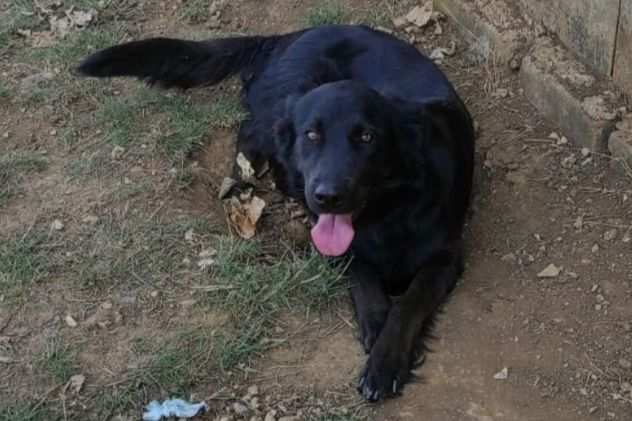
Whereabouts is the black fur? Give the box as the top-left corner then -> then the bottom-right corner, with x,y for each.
77,24 -> 475,402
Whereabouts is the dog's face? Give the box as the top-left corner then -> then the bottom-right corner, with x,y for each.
274,80 -> 401,256
281,81 -> 392,216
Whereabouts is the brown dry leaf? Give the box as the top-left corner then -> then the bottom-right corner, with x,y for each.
236,152 -> 255,180
226,196 -> 266,239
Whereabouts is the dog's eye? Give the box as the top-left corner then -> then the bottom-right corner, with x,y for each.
360,132 -> 373,143
305,130 -> 320,142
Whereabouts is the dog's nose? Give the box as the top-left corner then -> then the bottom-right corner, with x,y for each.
314,185 -> 343,209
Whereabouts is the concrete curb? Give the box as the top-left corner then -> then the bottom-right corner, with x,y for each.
434,0 -> 628,158
520,38 -> 620,152
433,0 -> 533,65
609,116 -> 632,168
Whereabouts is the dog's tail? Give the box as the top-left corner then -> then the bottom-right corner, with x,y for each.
76,35 -> 280,89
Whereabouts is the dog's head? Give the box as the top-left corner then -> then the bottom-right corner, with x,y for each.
275,80 -> 408,256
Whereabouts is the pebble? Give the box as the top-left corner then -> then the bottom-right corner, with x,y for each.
603,229 -> 617,241
64,314 -> 78,327
591,244 -> 600,253
619,358 -> 631,369
51,219 -> 64,231
264,411 -> 277,421
111,145 -> 125,160
232,401 -> 249,415
537,263 -> 561,278
493,367 -> 509,380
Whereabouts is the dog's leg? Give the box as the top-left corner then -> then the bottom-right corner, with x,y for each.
358,250 -> 459,401
349,261 -> 391,354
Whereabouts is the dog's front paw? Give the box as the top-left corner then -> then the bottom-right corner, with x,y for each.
357,344 -> 410,402
358,311 -> 387,354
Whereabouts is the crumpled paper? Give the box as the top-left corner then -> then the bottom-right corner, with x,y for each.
142,398 -> 208,421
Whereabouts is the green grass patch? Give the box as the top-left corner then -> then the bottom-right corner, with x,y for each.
0,152 -> 48,205
203,237 -> 347,369
38,337 -> 78,383
0,402 -> 54,421
71,216 -> 213,290
27,23 -> 124,67
0,230 -> 49,295
179,0 -> 210,23
303,1 -> 350,27
0,82 -> 12,100
94,87 -> 244,160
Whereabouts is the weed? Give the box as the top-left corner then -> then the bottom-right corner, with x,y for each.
179,0 -> 210,23
0,152 -> 48,205
303,1 -> 350,27
94,87 -> 244,160
28,24 -> 124,66
38,338 -> 78,383
203,237 -> 347,369
0,402 -> 53,421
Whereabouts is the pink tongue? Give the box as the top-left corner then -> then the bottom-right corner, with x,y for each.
310,213 -> 355,256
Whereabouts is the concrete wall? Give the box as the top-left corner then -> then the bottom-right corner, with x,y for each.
517,0 -> 620,77
613,0 -> 631,96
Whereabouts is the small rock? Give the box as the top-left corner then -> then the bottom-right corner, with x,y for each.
537,264 -> 561,278
558,136 -> 569,145
179,299 -> 197,308
82,215 -> 99,224
501,253 -> 516,262
111,145 -> 125,160
264,411 -> 277,421
603,229 -> 617,241
619,358 -> 632,369
247,385 -> 259,396
561,154 -> 577,168
581,147 -> 591,157
68,374 -> 85,394
588,407 -> 598,414
150,291 -> 159,298
101,301 -> 113,310
493,367 -> 508,380
509,58 -> 521,71
197,258 -> 216,270
492,88 -> 509,98
51,219 -> 64,231
232,401 -> 249,415
199,248 -> 217,258
184,228 -> 195,242
64,314 -> 78,327
49,129 -> 57,136
592,244 -> 600,253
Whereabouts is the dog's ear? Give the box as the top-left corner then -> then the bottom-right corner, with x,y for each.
273,94 -> 301,157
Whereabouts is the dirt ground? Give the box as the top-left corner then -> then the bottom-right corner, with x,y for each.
1,1 -> 631,421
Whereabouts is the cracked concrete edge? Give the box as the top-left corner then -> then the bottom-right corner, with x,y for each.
433,0 -> 533,65
433,0 -> 628,157
609,116 -> 632,170
520,37 -> 622,152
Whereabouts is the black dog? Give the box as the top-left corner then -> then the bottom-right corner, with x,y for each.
78,24 -> 475,401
